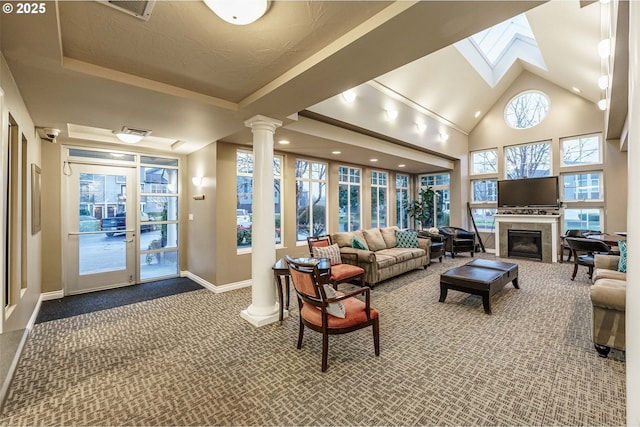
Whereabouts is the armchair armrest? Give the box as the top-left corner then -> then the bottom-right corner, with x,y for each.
333,286 -> 372,318
595,254 -> 620,270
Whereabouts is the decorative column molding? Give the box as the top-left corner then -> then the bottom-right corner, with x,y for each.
240,115 -> 283,327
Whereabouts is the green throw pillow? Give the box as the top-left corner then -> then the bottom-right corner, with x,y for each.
618,240 -> 627,273
396,230 -> 419,248
351,236 -> 369,250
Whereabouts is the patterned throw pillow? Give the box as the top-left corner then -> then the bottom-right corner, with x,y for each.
322,285 -> 346,318
396,230 -> 419,248
618,240 -> 627,273
312,243 -> 342,265
351,236 -> 369,251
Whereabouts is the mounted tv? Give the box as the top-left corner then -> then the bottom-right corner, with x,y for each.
497,176 -> 560,208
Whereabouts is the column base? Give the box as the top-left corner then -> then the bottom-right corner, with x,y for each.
240,304 -> 284,327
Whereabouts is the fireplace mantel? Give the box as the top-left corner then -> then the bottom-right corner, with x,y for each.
494,214 -> 561,263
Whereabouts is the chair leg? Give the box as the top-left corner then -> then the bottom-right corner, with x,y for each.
571,263 -> 578,281
594,343 -> 611,358
373,319 -> 380,356
588,266 -> 594,279
321,332 -> 329,372
296,321 -> 304,349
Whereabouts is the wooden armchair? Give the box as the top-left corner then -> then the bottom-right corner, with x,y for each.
286,255 -> 380,372
565,237 -> 612,280
307,235 -> 365,289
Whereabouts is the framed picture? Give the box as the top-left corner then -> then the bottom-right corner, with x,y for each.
31,163 -> 41,234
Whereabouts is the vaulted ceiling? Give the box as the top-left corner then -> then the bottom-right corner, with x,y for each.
1,0 -> 619,173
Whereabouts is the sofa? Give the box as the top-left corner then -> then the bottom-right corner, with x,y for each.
331,226 -> 430,287
590,254 -> 626,357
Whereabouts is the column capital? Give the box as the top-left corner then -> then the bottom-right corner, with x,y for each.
244,115 -> 283,133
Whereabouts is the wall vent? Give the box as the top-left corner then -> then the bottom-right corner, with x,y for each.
97,0 -> 155,21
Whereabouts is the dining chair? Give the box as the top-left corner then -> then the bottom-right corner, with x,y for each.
286,255 -> 380,372
307,235 -> 365,289
565,237 -> 612,281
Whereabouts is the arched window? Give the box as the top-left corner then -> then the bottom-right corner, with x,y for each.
504,90 -> 550,129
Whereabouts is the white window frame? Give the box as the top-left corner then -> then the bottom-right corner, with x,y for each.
560,133 -> 603,167
338,166 -> 362,232
470,149 -> 498,175
370,170 -> 388,228
295,159 -> 328,243
471,179 -> 497,204
395,173 -> 410,229
561,171 -> 603,203
504,140 -> 552,179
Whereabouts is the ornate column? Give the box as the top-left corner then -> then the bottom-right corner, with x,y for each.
240,115 -> 282,327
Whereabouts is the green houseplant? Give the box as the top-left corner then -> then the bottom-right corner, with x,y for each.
405,187 -> 435,230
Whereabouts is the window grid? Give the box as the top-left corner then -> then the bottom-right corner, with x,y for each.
471,179 -> 497,203
371,171 -> 388,228
338,166 -> 361,232
396,174 -> 410,229
561,172 -> 603,202
561,134 -> 602,167
295,159 -> 327,241
471,149 -> 498,175
504,141 -> 551,179
419,173 -> 451,228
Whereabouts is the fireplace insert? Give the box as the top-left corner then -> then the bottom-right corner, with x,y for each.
508,230 -> 542,261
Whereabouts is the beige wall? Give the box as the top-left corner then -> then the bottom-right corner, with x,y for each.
1,54 -> 42,332
468,70 -> 626,248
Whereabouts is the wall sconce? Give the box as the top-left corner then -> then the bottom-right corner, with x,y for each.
385,108 -> 398,121
440,132 -> 450,142
192,176 -> 203,187
342,89 -> 357,103
415,122 -> 427,133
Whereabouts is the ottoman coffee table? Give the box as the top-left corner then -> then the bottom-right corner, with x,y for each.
439,259 -> 519,314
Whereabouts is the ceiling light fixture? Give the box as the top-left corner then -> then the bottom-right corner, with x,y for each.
385,109 -> 398,121
203,0 -> 270,25
398,164 -> 406,168
370,158 -> 378,162
598,38 -> 611,58
278,139 -> 290,145
440,132 -> 450,142
474,111 -> 481,118
415,122 -> 427,133
597,99 -> 608,111
598,75 -> 609,90
114,126 -> 151,144
342,89 -> 357,103
571,86 -> 582,93
331,151 -> 341,155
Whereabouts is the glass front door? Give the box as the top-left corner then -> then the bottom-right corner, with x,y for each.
65,164 -> 136,294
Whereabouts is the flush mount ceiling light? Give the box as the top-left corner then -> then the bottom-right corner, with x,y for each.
203,0 -> 270,25
278,139 -> 290,145
342,89 -> 357,103
598,75 -> 609,90
114,126 -> 151,144
598,38 -> 611,58
597,99 -> 608,111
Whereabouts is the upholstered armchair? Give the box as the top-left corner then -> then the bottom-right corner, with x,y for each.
307,235 -> 365,289
591,254 -> 626,357
417,229 -> 445,263
286,255 -> 380,372
438,226 -> 476,258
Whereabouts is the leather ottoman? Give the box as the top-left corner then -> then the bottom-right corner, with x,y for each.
439,260 -> 519,314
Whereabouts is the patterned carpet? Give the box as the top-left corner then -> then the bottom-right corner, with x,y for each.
0,254 -> 626,426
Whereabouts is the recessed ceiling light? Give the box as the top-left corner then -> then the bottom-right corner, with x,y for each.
571,86 -> 582,93
385,109 -> 398,120
342,89 -> 357,103
415,122 -> 427,133
370,158 -> 378,162
398,164 -> 406,168
474,111 -> 481,118
332,151 -> 341,155
278,139 -> 290,145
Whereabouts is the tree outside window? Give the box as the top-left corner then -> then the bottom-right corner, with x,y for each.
471,149 -> 497,175
371,171 -> 388,228
504,90 -> 549,129
396,174 -> 410,229
471,179 -> 497,203
296,160 -> 327,240
505,141 -> 551,179
561,134 -> 601,166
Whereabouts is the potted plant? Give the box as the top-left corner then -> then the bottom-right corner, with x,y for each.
405,186 -> 435,230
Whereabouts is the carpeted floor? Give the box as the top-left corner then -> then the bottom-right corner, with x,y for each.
0,254 -> 626,426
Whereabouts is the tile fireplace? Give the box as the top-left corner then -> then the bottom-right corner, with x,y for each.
494,214 -> 560,263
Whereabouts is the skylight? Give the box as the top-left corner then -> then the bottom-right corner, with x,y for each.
454,14 -> 546,87
470,15 -> 535,67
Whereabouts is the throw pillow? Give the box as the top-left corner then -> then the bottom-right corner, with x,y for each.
618,240 -> 627,273
363,228 -> 387,251
351,235 -> 369,250
312,243 -> 342,266
428,227 -> 440,235
396,229 -> 419,248
322,285 -> 346,318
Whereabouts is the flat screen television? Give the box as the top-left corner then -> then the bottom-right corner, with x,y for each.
497,176 -> 560,208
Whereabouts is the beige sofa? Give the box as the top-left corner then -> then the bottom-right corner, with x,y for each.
590,254 -> 626,357
331,226 -> 430,287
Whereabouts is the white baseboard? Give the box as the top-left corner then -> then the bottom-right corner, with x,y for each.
180,271 -> 252,293
40,290 -> 64,302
